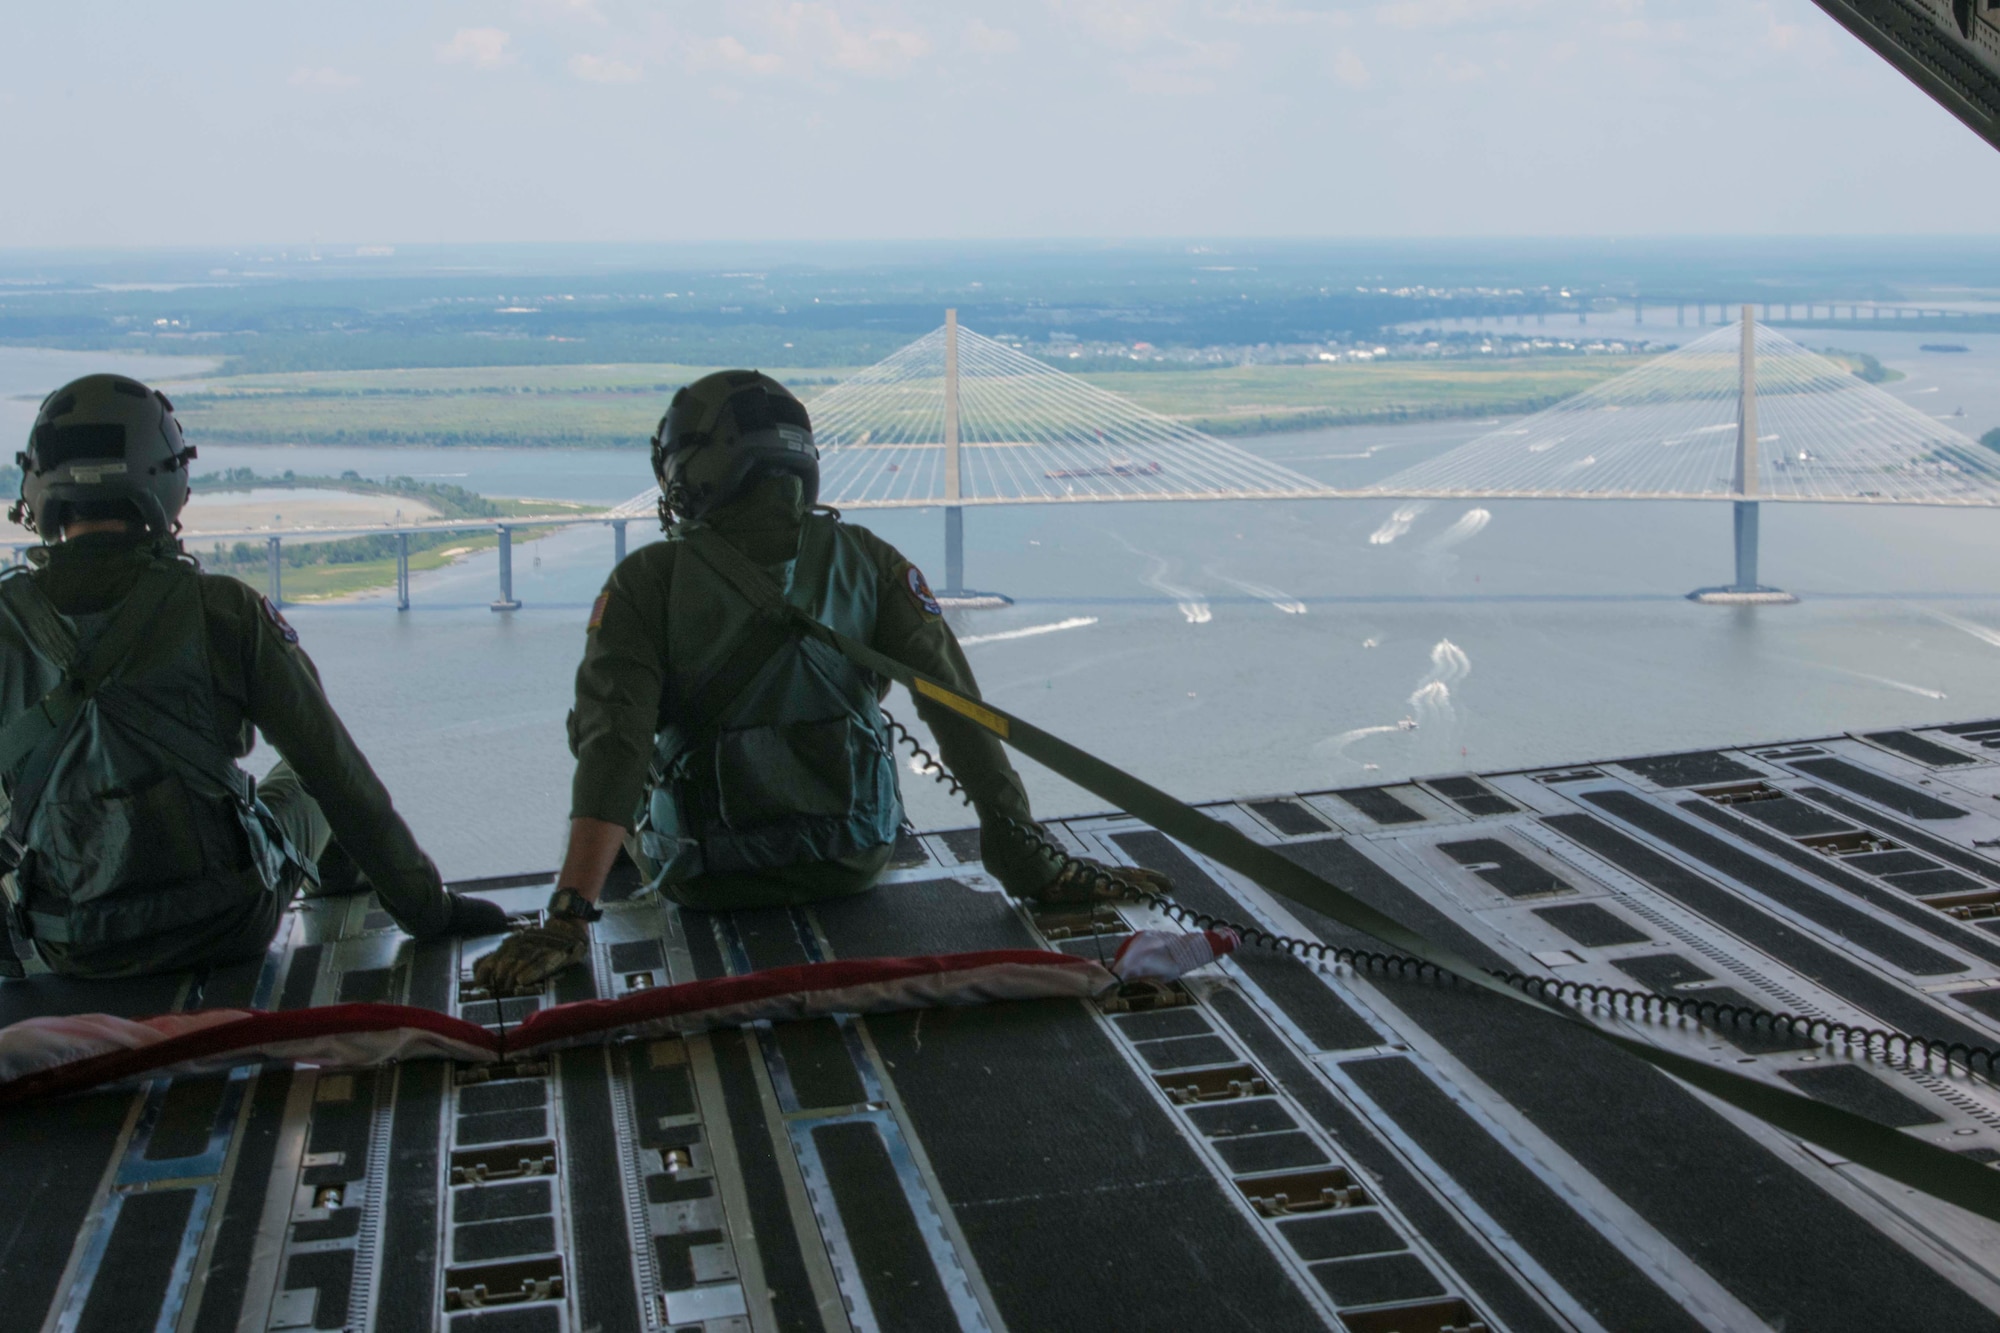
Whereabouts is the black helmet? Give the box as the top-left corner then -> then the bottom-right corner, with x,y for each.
13,374 -> 196,537
651,370 -> 816,525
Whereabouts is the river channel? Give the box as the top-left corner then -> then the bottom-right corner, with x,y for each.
7,342 -> 2000,878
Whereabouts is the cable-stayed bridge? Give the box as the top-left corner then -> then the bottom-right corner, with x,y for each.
609,315 -> 1333,518
1366,319 -> 2000,507
1365,310 -> 2000,602
603,308 -> 2000,604
607,312 -> 2000,517
186,309 -> 2000,610
607,311 -> 1339,599
809,318 -> 1334,507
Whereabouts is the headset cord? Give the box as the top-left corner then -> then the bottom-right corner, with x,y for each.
881,707 -> 2000,1080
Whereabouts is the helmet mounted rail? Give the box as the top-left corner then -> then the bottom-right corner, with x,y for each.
13,374 -> 196,538
651,370 -> 816,527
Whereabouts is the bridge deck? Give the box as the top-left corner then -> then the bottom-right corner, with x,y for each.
12,722 -> 2000,1331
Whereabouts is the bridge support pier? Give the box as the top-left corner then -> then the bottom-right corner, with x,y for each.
267,536 -> 282,608
1692,500 -> 1793,604
932,505 -> 1011,609
944,506 -> 963,594
396,532 -> 410,611
933,309 -> 1012,610
1734,499 -> 1760,589
1692,307 -> 1795,604
491,524 -> 522,611
612,519 -> 627,564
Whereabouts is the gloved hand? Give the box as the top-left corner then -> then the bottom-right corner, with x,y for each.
1030,857 -> 1174,905
472,915 -> 590,994
443,892 -> 510,938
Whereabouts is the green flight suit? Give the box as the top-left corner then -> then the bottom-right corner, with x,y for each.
0,532 -> 451,977
569,475 -> 1060,909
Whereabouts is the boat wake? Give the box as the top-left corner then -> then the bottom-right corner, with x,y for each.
1424,507 -> 1491,552
1312,723 -> 1407,767
1769,651 -> 1946,701
1928,608 -> 2000,651
1368,502 -> 1429,546
1408,638 -> 1470,727
1313,638 -> 1468,770
958,617 -> 1099,647
1117,536 -> 1213,623
1207,568 -> 1308,615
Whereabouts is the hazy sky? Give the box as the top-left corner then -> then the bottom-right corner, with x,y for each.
5,1 -> 1999,247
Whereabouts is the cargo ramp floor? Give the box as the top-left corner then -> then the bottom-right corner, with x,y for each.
15,721 -> 2000,1330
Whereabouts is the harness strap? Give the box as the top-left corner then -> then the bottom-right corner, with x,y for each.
90,682 -> 244,796
0,895 -> 26,979
80,636 -> 313,893
0,564 -> 184,870
663,515 -> 841,761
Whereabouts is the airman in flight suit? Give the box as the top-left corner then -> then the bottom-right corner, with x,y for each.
476,371 -> 1163,990
0,375 -> 506,979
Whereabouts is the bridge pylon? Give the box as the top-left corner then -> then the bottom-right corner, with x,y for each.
1690,306 -> 1796,604
934,308 -> 1011,610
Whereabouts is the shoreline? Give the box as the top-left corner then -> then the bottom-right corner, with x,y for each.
205,522 -> 568,604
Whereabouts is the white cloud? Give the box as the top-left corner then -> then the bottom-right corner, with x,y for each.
1333,47 -> 1370,88
437,27 -> 516,69
1056,0 -> 1181,52
1434,53 -> 1484,82
964,18 -> 1020,55
690,35 -> 785,76
525,0 -> 606,22
288,66 -> 360,88
830,25 -> 929,74
766,5 -> 931,77
1047,1 -> 1238,93
1117,34 -> 1240,95
1376,0 -> 1546,29
668,6 -> 945,84
1216,2 -> 1353,26
569,53 -> 642,83
1761,3 -> 1833,60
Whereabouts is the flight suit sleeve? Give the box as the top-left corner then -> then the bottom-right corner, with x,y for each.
859,535 -> 1063,896
568,552 -> 669,829
223,586 -> 452,938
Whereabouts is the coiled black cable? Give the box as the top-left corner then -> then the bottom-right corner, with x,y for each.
881,708 -> 2000,1079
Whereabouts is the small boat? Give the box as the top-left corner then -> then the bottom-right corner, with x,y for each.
1045,459 -> 1163,480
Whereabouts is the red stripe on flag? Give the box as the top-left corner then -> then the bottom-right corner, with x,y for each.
0,1004 -> 497,1108
512,949 -> 1102,1049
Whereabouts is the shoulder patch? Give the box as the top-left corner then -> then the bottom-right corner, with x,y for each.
587,591 -> 610,631
260,596 -> 300,645
904,563 -> 943,618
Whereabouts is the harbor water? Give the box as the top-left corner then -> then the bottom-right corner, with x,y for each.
9,343 -> 2000,876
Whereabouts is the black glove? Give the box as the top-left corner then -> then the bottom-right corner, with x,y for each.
472,916 -> 590,993
1030,857 -> 1173,905
443,892 -> 511,938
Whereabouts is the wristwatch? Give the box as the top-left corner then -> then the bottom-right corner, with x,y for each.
547,887 -> 604,923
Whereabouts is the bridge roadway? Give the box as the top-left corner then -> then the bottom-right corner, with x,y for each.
6,481 -> 1995,614
10,721 -> 2000,1329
